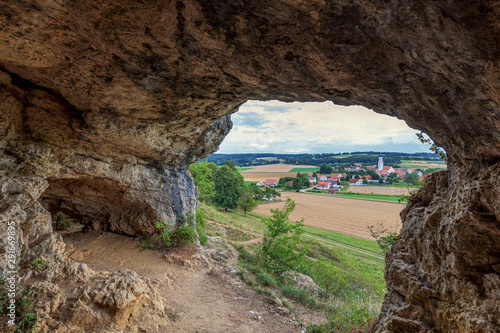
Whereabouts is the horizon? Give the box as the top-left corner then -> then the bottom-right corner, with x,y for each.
208,151 -> 435,156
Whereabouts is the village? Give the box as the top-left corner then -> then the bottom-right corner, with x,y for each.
254,156 -> 424,193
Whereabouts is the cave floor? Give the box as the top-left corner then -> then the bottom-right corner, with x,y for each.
61,230 -> 307,332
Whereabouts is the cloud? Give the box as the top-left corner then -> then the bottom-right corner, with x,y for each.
247,143 -> 270,149
217,101 -> 428,154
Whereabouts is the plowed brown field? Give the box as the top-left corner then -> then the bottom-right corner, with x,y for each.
347,186 -> 414,195
240,164 -> 318,173
242,172 -> 294,182
254,192 -> 403,240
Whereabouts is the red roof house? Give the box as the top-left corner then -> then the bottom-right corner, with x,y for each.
317,181 -> 329,189
265,179 -> 278,187
349,178 -> 363,186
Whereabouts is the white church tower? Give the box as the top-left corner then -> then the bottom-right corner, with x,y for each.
378,156 -> 384,171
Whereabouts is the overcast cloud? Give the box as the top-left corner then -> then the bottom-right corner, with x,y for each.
217,100 -> 429,154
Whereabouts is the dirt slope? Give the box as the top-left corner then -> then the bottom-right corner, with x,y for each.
63,231 -> 301,333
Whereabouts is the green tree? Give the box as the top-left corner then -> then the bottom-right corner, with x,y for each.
312,171 -> 317,178
249,184 -> 264,200
188,162 -> 216,202
224,160 -> 237,171
292,177 -> 302,192
404,172 -> 419,185
270,188 -> 281,199
302,177 -> 310,187
259,198 -> 306,276
264,186 -> 273,199
213,165 -> 245,211
238,189 -> 257,216
319,164 -> 333,174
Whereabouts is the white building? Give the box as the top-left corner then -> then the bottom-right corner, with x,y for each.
378,156 -> 384,171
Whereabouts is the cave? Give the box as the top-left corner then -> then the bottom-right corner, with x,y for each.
0,1 -> 498,332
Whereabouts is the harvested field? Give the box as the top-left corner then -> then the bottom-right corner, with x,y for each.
239,164 -> 317,173
347,186 -> 415,195
241,172 -> 293,182
240,164 -> 319,181
254,192 -> 402,240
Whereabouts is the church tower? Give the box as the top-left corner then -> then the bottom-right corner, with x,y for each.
378,156 -> 383,171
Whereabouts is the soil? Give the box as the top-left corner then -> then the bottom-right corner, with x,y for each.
346,186 -> 414,195
253,192 -> 403,240
241,172 -> 298,182
62,231 -> 304,333
240,164 -> 318,173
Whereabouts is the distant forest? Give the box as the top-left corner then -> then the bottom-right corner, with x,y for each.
198,152 -> 440,167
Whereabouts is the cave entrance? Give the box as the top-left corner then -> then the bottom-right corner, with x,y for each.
40,177 -> 157,236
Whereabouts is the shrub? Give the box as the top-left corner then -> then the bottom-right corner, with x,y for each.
153,220 -> 197,248
170,224 -> 196,247
367,222 -> 398,254
259,198 -> 306,276
54,212 -> 74,230
30,257 -> 46,270
135,236 -> 156,251
0,285 -> 37,333
196,225 -> 208,245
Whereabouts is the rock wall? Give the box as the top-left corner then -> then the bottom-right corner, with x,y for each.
0,1 -> 498,332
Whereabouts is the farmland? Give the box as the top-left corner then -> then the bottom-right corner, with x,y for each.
239,164 -> 318,181
253,191 -> 402,240
399,160 -> 447,169
346,185 -> 415,195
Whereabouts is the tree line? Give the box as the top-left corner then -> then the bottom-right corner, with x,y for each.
188,161 -> 280,216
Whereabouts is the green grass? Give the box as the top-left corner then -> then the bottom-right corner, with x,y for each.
244,181 -> 256,186
335,192 -> 406,203
302,225 -> 382,254
199,202 -> 268,235
401,159 -> 446,165
399,164 -> 446,170
289,167 -> 320,173
237,167 -> 253,172
381,183 -> 419,188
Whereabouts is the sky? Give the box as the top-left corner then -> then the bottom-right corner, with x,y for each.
216,100 -> 430,154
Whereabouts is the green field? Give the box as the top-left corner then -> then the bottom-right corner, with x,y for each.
335,192 -> 406,203
237,167 -> 253,172
304,190 -> 406,203
255,157 -> 278,161
401,159 -> 446,164
399,164 -> 446,170
303,225 -> 382,254
288,167 -> 320,173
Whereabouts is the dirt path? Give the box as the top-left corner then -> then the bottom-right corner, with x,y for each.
62,232 -> 300,333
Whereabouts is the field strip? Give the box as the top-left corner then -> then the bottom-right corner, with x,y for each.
304,232 -> 385,260
301,191 -> 406,204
